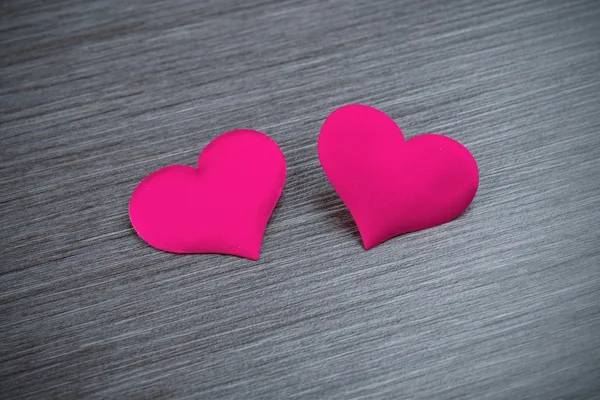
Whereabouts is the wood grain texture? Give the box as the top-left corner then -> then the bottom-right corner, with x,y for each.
1,0 -> 600,398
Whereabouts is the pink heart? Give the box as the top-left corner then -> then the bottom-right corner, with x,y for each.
318,104 -> 479,249
129,129 -> 286,260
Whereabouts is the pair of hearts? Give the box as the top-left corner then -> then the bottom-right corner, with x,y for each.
129,104 -> 479,260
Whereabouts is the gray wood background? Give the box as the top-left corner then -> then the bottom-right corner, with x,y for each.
2,0 -> 600,398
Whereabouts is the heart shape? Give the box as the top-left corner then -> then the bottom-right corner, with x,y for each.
129,129 -> 286,260
318,104 -> 479,249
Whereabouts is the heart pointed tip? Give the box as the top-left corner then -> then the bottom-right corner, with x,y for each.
242,248 -> 261,261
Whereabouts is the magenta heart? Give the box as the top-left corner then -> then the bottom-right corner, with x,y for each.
129,129 -> 286,260
318,104 -> 479,249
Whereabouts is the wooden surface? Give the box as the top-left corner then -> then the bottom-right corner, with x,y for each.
2,0 -> 600,398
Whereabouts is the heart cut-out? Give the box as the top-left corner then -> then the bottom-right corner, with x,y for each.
318,104 -> 478,249
129,129 -> 286,260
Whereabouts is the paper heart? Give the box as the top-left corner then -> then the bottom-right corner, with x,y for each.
318,104 -> 478,249
129,129 -> 286,260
